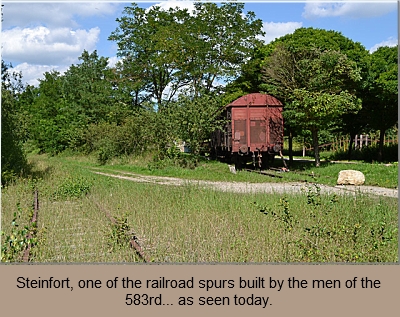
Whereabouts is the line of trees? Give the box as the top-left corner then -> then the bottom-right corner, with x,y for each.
227,27 -> 398,166
2,3 -> 264,183
1,3 -> 398,184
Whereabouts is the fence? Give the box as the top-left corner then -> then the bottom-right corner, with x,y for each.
296,134 -> 398,157
329,134 -> 398,152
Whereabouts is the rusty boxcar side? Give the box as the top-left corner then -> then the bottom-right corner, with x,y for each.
211,93 -> 284,169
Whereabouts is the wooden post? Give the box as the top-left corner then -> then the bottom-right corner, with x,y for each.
360,134 -> 363,149
354,135 -> 358,149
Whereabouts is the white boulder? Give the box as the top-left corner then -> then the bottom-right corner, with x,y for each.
337,170 -> 365,185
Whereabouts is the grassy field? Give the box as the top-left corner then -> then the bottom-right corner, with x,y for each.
1,153 -> 398,263
56,150 -> 398,188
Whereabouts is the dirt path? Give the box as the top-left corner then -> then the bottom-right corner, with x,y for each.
92,170 -> 398,198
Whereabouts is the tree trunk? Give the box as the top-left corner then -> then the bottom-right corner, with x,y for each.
311,128 -> 320,167
347,132 -> 355,160
288,130 -> 293,167
378,129 -> 385,162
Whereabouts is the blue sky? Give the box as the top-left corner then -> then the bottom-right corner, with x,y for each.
1,1 -> 398,86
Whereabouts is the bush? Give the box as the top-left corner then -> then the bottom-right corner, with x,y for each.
84,113 -> 155,164
148,147 -> 198,171
330,143 -> 398,163
1,89 -> 28,185
51,177 -> 92,200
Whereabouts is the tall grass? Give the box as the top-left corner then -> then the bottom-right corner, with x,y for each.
1,154 -> 397,263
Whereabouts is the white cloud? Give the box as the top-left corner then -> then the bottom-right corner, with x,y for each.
303,1 -> 397,19
369,37 -> 398,53
259,22 -> 303,44
1,2 -> 119,87
2,26 -> 100,65
9,63 -> 70,87
2,2 -> 120,29
107,56 -> 121,68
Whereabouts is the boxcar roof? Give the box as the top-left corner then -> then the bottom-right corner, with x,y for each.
228,93 -> 282,107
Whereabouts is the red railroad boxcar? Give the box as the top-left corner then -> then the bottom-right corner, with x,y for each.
211,93 -> 284,170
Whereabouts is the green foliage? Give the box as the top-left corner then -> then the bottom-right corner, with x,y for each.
63,50 -> 122,125
330,143 -> 398,163
262,36 -> 363,166
1,61 -> 28,184
165,92 -> 225,155
361,46 -> 398,161
1,204 -> 37,262
51,177 -> 92,200
109,2 -> 264,107
23,51 -> 128,155
255,196 -> 295,232
107,213 -> 134,252
305,184 -> 323,208
84,111 -> 155,164
148,150 -> 198,171
27,71 -> 71,154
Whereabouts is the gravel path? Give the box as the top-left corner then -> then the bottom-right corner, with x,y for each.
92,170 -> 398,198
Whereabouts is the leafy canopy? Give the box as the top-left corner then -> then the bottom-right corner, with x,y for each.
108,2 -> 264,109
261,29 -> 365,166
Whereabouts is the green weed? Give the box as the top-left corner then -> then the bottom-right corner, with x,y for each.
51,177 -> 92,200
107,213 -> 134,252
1,204 -> 38,262
254,184 -> 397,262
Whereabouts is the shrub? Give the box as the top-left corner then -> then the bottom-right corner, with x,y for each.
51,177 -> 92,200
330,143 -> 398,162
84,113 -> 155,164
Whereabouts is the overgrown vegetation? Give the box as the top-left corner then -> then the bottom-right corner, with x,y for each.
0,203 -> 42,262
2,4 -> 397,181
50,177 -> 92,200
106,213 -> 134,253
1,4 -> 398,263
254,184 -> 397,262
328,143 -> 398,163
1,155 -> 397,263
1,61 -> 28,185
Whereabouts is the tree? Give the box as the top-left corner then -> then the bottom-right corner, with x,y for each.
25,50 -> 130,154
110,55 -> 153,110
227,28 -> 371,165
362,46 -> 398,161
166,92 -> 225,155
1,60 -> 27,183
108,2 -> 264,109
27,70 -> 69,154
63,50 -> 126,126
262,44 -> 362,166
186,3 -> 264,94
109,4 -> 192,109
